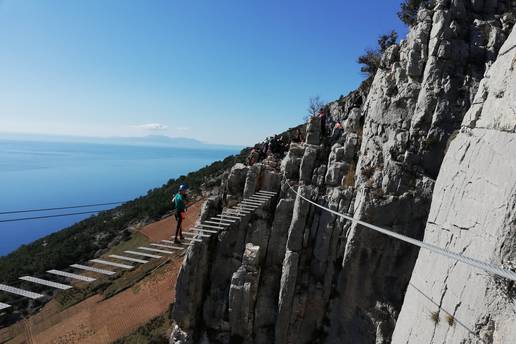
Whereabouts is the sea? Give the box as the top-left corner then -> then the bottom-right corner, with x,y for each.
0,139 -> 239,256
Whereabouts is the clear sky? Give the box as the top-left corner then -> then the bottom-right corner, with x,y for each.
0,1 -> 407,146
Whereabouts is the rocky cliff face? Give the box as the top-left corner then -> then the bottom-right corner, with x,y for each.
171,1 -> 516,343
392,24 -> 516,344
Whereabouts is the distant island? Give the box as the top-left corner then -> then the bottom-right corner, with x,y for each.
0,132 -> 244,151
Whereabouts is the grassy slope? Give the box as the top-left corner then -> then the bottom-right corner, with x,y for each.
0,151 -> 247,315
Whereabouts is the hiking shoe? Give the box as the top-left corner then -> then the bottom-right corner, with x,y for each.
174,238 -> 182,244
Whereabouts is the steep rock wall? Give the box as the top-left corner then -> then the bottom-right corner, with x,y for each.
325,2 -> 515,342
171,2 -> 516,343
392,24 -> 516,344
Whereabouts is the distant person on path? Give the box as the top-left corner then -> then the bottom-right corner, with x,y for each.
259,140 -> 269,161
318,109 -> 327,136
174,184 -> 188,243
331,122 -> 344,142
247,148 -> 259,166
292,129 -> 304,143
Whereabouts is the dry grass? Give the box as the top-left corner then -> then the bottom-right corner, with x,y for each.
429,311 -> 440,325
446,314 -> 455,327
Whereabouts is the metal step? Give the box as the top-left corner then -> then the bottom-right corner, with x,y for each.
212,214 -> 240,220
247,195 -> 272,202
47,269 -> 96,282
242,200 -> 263,206
0,284 -> 44,299
109,255 -> 149,264
242,198 -> 264,204
70,264 -> 116,276
203,220 -> 230,227
161,240 -> 195,247
192,228 -> 218,234
19,276 -> 72,290
237,203 -> 258,209
257,190 -> 276,195
90,259 -> 133,269
224,209 -> 250,215
182,237 -> 203,243
250,194 -> 272,199
197,223 -> 227,230
137,247 -> 174,255
210,216 -> 237,223
124,250 -> 162,259
151,243 -> 184,251
185,231 -> 211,238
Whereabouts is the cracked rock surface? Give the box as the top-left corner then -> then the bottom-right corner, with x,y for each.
392,24 -> 516,344
170,2 -> 516,343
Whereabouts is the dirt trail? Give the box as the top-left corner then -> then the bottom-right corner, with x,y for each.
2,200 -> 204,344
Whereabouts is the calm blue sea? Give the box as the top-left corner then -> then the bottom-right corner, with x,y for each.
0,139 -> 238,256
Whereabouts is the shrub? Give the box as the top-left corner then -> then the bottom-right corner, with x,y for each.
446,314 -> 455,327
429,311 -> 440,324
398,0 -> 434,26
357,31 -> 398,79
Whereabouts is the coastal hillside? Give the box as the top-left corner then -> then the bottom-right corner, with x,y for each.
170,1 -> 516,344
0,150 -> 247,323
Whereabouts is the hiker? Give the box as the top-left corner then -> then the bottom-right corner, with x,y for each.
174,184 -> 188,243
331,122 -> 344,142
270,135 -> 280,155
292,128 -> 304,143
259,140 -> 269,161
318,109 -> 327,136
247,148 -> 259,166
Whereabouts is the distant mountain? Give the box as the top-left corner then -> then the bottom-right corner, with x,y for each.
0,133 -> 243,150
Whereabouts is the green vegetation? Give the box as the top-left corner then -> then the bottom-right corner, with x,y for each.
357,30 -> 398,80
113,311 -> 171,344
398,0 -> 434,26
0,150 -> 247,320
429,310 -> 440,325
445,314 -> 455,327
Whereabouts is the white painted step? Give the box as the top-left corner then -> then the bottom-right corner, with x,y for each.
70,264 -> 116,276
125,250 -> 162,259
19,276 -> 72,290
90,259 -> 133,269
0,302 -> 11,310
257,190 -> 276,195
0,284 -> 44,299
109,255 -> 148,264
47,269 -> 96,282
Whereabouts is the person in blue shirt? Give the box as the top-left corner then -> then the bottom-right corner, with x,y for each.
174,184 -> 188,243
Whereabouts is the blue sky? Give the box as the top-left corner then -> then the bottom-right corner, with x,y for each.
0,1 -> 407,145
